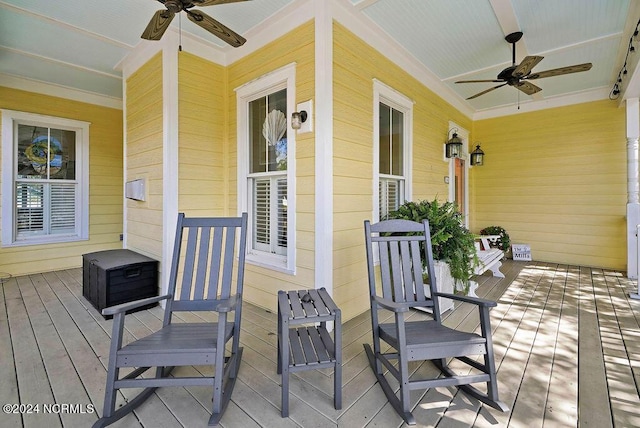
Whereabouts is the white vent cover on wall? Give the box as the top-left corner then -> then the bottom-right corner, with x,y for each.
125,179 -> 145,201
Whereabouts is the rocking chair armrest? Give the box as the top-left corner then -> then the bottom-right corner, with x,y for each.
101,294 -> 172,317
372,295 -> 411,312
215,295 -> 239,313
434,292 -> 497,308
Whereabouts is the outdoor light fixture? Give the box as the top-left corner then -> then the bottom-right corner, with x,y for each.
470,144 -> 485,166
445,128 -> 462,158
291,110 -> 308,130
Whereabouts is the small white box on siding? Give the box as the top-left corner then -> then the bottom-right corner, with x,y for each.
125,179 -> 145,201
512,244 -> 532,261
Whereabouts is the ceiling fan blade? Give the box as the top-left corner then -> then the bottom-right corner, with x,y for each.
515,81 -> 542,96
193,0 -> 250,6
525,63 -> 593,80
455,79 -> 505,83
141,9 -> 175,40
466,83 -> 508,100
187,10 -> 246,47
512,56 -> 544,78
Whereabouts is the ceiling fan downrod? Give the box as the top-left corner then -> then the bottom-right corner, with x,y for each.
504,31 -> 523,66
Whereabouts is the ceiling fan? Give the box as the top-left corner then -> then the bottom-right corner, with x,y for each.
141,0 -> 249,47
455,31 -> 592,100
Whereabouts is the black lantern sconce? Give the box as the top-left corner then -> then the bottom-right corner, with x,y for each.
470,144 -> 485,166
291,110 -> 308,130
445,128 -> 463,158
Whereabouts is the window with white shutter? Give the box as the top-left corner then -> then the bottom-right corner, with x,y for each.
236,63 -> 296,272
276,177 -> 287,252
253,178 -> 271,250
2,110 -> 89,246
373,80 -> 412,222
379,178 -> 400,219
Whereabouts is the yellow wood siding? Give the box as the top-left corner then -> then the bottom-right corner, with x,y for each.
332,22 -> 471,320
471,100 -> 626,270
227,21 -> 315,311
178,52 -> 227,216
0,86 -> 123,275
126,52 -> 163,260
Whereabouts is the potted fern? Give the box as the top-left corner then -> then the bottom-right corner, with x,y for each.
386,199 -> 479,300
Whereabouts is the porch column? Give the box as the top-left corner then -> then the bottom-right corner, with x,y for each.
626,97 -> 640,282
314,0 -> 333,297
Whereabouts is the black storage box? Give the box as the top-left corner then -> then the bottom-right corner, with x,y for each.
83,249 -> 158,319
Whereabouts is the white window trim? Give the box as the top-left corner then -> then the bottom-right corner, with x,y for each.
1,109 -> 90,247
235,63 -> 297,274
373,79 -> 414,222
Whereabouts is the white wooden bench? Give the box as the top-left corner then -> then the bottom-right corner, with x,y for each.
419,235 -> 505,308
474,235 -> 505,278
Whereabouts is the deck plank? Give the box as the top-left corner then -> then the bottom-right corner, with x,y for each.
598,272 -> 640,428
578,268 -> 613,428
0,276 -> 21,428
36,271 -> 108,409
543,265 -> 578,427
7,274 -> 60,428
509,263 -> 564,427
474,262 -> 549,428
22,273 -> 97,427
41,270 -> 142,427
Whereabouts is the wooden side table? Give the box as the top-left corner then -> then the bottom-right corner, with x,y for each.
277,287 -> 342,417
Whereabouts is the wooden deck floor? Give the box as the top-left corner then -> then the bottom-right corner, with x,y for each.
1,260 -> 639,427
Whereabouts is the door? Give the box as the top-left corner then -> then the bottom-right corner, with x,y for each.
454,157 -> 465,214
446,122 -> 469,226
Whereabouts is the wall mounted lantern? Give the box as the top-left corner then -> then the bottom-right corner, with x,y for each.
445,128 -> 462,158
291,110 -> 308,130
470,144 -> 485,166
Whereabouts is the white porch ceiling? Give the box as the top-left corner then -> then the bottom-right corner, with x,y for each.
0,0 -> 637,116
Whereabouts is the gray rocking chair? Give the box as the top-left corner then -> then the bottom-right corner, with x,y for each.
93,213 -> 248,427
363,219 -> 508,425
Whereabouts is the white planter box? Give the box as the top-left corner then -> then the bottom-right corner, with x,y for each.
432,260 -> 455,312
417,260 -> 454,314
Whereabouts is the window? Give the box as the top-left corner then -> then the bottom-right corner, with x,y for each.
236,64 -> 296,272
249,88 -> 288,256
2,110 -> 89,246
374,80 -> 413,221
379,103 -> 404,219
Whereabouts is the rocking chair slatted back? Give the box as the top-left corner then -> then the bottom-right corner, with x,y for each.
366,219 -> 437,312
165,214 -> 247,320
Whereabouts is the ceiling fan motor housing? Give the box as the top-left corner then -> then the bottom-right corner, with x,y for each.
165,0 -> 184,13
498,66 -> 520,85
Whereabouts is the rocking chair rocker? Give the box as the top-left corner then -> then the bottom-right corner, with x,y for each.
363,218 -> 508,424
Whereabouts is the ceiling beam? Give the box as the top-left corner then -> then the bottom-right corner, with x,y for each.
537,32 -> 622,56
488,0 -> 544,101
351,0 -> 382,11
487,0 -> 529,64
488,0 -> 520,38
622,42 -> 640,102
618,2 -> 640,104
